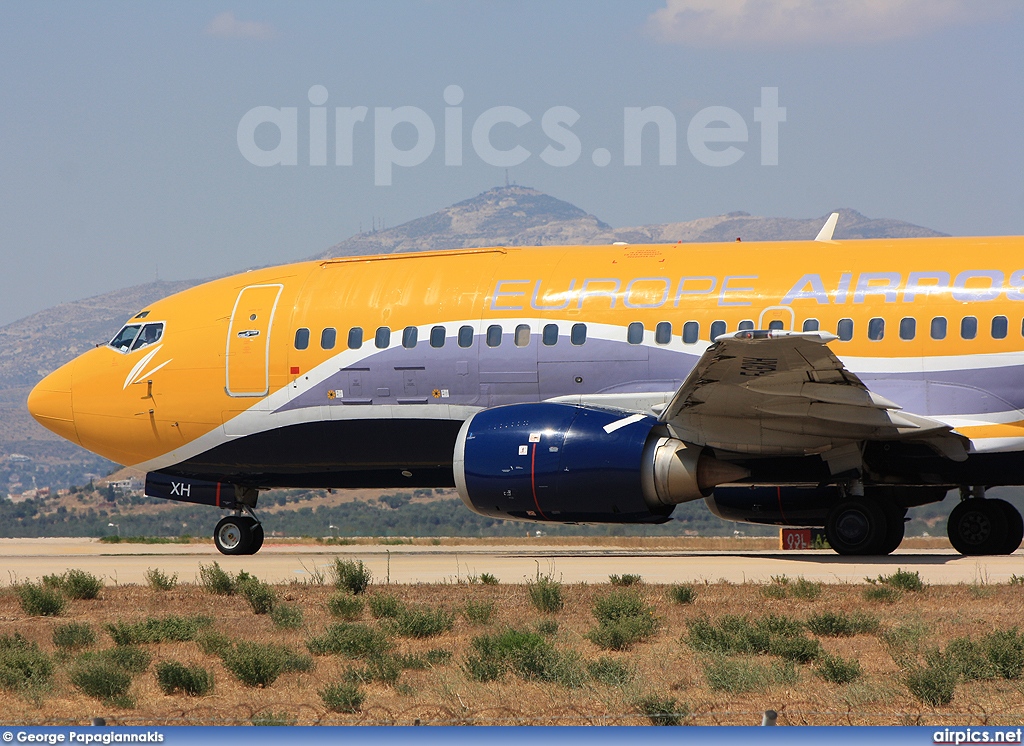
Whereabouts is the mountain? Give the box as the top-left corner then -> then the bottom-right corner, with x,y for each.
0,186 -> 947,490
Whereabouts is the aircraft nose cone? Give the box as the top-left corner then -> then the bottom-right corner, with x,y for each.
28,361 -> 80,445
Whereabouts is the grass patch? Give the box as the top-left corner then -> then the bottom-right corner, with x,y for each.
198,562 -> 236,595
815,653 -> 863,684
79,646 -> 152,675
271,603 -> 304,630
52,622 -> 96,652
905,657 -> 957,706
251,711 -> 296,726
536,619 -> 559,636
327,593 -> 365,621
144,568 -> 178,591
609,574 -> 642,586
871,569 -> 925,592
0,634 -> 54,693
306,623 -> 392,659
16,582 -> 67,617
479,573 -> 499,585
863,585 -> 902,604
221,641 -> 312,687
668,584 -> 697,605
527,574 -> 564,614
195,629 -> 233,658
99,536 -> 191,545
367,593 -> 403,619
331,559 -> 372,595
155,661 -> 214,696
761,576 -> 790,599
685,613 -> 812,659
807,611 -> 880,637
703,655 -> 799,693
792,578 -> 823,600
237,577 -> 276,615
388,605 -> 455,638
464,600 -> 495,625
588,656 -> 635,687
586,590 -> 659,651
70,658 -> 133,707
635,695 -> 686,725
320,681 -> 365,713
42,569 -> 103,600
464,628 -> 583,686
105,615 -> 213,645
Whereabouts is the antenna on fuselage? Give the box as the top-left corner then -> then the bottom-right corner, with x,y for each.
815,212 -> 840,242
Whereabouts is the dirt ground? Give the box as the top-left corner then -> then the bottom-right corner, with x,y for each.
1,576 -> 1023,727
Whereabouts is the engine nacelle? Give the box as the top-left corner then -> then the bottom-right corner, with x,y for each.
453,403 -> 748,524
705,485 -> 840,527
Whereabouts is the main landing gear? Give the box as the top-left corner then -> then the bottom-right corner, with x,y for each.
946,488 -> 1024,556
214,509 -> 264,555
824,497 -> 906,556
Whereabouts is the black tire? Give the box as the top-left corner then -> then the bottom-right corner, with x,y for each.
880,504 -> 907,555
988,499 -> 1023,554
947,499 -> 1009,556
214,515 -> 253,555
825,499 -> 888,555
246,523 -> 265,555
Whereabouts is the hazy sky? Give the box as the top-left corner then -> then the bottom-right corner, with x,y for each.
0,1 -> 1021,326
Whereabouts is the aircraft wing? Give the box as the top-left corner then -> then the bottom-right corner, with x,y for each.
657,330 -> 968,465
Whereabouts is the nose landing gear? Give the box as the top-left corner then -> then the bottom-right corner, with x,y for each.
214,508 -> 264,555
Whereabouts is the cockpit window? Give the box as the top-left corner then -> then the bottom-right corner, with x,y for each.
109,325 -> 142,352
131,323 -> 164,351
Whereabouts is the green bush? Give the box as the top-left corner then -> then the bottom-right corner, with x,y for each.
609,574 -> 643,586
668,584 -> 697,605
332,559 -> 372,595
61,570 -> 104,600
536,619 -> 559,636
527,575 -> 564,613
588,656 -> 635,686
367,593 -> 403,619
863,585 -> 902,603
906,659 -> 957,706
807,611 -> 880,637
320,681 -> 365,713
768,635 -> 822,663
221,641 -> 309,687
327,593 -> 365,621
94,645 -> 152,674
251,711 -> 296,726
586,590 -> 658,650
703,655 -> 798,693
815,653 -> 863,684
425,648 -> 453,666
16,582 -> 67,616
272,603 -> 304,630
144,568 -> 178,591
942,637 -> 994,681
981,628 -> 1024,680
479,573 -> 499,585
685,614 -> 807,657
792,578 -> 823,600
389,605 -> 455,638
53,622 -> 96,651
464,600 -> 495,625
306,623 -> 392,659
238,578 -> 276,615
874,569 -> 925,592
198,562 -> 236,595
346,655 -> 402,686
155,661 -> 214,696
70,658 -> 133,706
0,634 -> 54,692
760,582 -> 789,599
105,615 -> 213,645
463,628 -> 582,686
635,695 -> 687,726
196,629 -> 233,658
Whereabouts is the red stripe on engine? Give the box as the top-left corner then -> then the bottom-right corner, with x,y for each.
530,443 -> 549,521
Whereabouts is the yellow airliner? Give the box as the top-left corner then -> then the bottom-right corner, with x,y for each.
27,215 -> 1024,556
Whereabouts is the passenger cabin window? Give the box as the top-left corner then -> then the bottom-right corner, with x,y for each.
710,320 -> 726,341
109,325 -> 142,352
348,327 -> 363,349
802,319 -> 819,332
130,322 -> 164,351
486,325 -> 502,347
682,321 -> 699,344
375,327 -> 391,349
961,316 -> 978,340
992,316 -> 1008,340
627,322 -> 644,345
738,320 -> 754,331
430,326 -> 446,348
837,318 -> 854,342
542,324 -> 558,346
514,324 -> 531,347
570,323 -> 587,346
458,325 -> 474,348
931,317 -> 947,340
899,317 -> 916,340
321,327 -> 336,350
294,328 -> 310,350
402,326 -> 418,348
655,321 -> 672,344
768,320 -> 785,331
868,317 -> 884,341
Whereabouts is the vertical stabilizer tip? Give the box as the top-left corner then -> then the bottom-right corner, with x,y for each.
815,212 -> 840,242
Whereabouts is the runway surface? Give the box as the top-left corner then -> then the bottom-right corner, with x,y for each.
1,538 -> 1020,586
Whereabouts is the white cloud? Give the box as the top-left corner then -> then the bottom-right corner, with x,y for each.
204,11 -> 276,40
647,0 -> 1017,47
